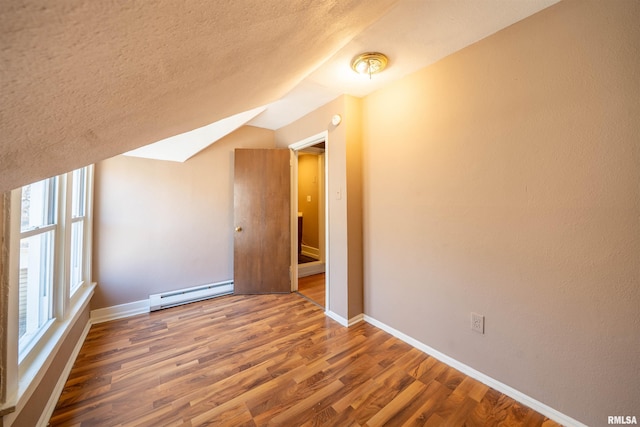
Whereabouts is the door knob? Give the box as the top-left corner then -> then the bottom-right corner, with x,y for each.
235,226 -> 243,232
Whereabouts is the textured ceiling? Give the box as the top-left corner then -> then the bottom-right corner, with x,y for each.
0,0 -> 560,192
0,0 -> 399,192
112,0 -> 560,164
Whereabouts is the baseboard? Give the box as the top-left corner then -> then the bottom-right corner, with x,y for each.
325,310 -> 348,327
298,261 -> 325,278
348,313 -> 364,326
301,245 -> 320,259
325,311 -> 364,328
37,320 -> 92,427
363,315 -> 587,427
90,299 -> 149,324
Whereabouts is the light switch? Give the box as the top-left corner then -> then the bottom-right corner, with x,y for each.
307,195 -> 311,202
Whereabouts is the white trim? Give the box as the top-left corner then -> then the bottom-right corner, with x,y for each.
298,261 -> 325,278
363,315 -> 588,427
288,131 -> 329,151
301,244 -> 320,259
325,311 -> 365,328
348,313 -> 364,326
90,281 -> 235,323
289,150 -> 298,291
90,299 -> 149,324
325,310 -> 348,327
18,223 -> 57,239
298,146 -> 324,154
37,319 -> 91,427
317,153 -> 325,277
289,130 -> 330,312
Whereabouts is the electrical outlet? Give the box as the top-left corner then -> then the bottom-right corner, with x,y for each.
471,312 -> 484,334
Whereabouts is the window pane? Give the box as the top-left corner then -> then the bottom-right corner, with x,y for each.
19,231 -> 54,350
21,178 -> 56,232
71,168 -> 86,218
70,220 -> 84,294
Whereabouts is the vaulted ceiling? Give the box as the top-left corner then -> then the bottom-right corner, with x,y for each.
0,0 -> 559,193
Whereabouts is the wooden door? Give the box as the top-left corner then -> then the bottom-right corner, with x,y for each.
234,149 -> 291,294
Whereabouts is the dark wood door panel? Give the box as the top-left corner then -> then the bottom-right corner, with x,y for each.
234,149 -> 290,294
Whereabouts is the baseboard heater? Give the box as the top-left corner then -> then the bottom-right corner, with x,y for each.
149,280 -> 234,311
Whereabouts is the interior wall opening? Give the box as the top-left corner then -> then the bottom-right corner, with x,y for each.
289,133 -> 328,310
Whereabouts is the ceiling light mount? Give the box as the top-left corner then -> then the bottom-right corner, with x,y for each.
351,52 -> 388,79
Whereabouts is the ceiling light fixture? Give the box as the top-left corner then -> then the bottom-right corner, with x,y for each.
351,52 -> 388,79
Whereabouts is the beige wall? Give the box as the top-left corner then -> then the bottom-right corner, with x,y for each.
276,95 -> 363,320
92,126 -> 275,309
362,1 -> 640,425
298,154 -> 320,250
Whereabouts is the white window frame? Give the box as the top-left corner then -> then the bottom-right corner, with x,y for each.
1,165 -> 96,425
68,167 -> 89,298
17,176 -> 58,360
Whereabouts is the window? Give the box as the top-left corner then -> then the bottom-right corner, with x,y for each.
2,165 -> 94,425
18,177 -> 57,354
70,167 -> 87,295
14,166 -> 94,361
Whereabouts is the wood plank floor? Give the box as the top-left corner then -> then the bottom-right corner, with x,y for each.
50,294 -> 561,426
298,273 -> 325,308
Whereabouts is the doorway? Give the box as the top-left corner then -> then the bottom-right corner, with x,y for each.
290,132 -> 328,309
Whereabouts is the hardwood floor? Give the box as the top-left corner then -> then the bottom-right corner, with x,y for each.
298,273 -> 325,308
50,294 -> 561,426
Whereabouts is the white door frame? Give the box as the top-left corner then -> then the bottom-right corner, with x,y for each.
289,131 -> 329,311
